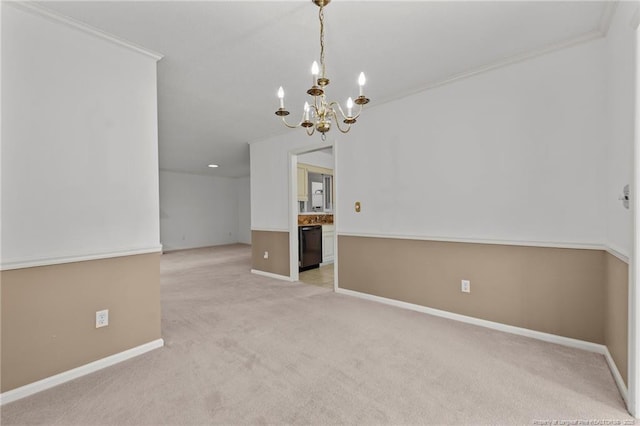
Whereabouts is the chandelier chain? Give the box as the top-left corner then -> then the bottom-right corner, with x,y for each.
319,5 -> 325,78
274,0 -> 369,138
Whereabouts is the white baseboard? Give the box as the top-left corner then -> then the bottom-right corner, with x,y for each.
604,346 -> 629,405
337,288 -> 606,351
251,269 -> 293,282
336,288 -> 631,403
0,338 -> 164,405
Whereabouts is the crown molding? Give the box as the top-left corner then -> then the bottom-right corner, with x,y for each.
243,2 -> 618,149
6,1 -> 164,61
373,29 -> 604,109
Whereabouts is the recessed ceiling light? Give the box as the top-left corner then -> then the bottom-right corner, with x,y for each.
208,164 -> 219,168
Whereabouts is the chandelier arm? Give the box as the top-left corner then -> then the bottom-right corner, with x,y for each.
328,101 -> 364,120
331,109 -> 352,134
280,115 -> 303,129
336,123 -> 352,134
350,103 -> 364,120
328,101 -> 349,120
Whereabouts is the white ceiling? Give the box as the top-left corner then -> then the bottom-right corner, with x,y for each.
39,1 -> 611,177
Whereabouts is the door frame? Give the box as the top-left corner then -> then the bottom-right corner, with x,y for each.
288,140 -> 337,288
630,14 -> 640,417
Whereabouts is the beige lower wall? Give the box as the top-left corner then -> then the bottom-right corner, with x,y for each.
0,253 -> 161,392
338,236 -> 605,344
604,252 -> 629,386
251,230 -> 290,277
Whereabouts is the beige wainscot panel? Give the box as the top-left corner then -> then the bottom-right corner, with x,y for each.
338,236 -> 605,344
604,252 -> 628,385
251,231 -> 290,277
1,253 -> 161,392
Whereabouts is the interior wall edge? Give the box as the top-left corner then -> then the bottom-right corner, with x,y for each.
0,245 -> 163,271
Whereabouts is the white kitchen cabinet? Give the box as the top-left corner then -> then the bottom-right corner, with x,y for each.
298,163 -> 333,211
297,166 -> 308,201
322,224 -> 335,263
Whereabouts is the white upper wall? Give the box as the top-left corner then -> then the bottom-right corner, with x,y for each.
251,37 -> 607,246
1,3 -> 161,266
159,170 -> 240,251
236,176 -> 251,245
338,39 -> 606,245
604,1 -> 637,258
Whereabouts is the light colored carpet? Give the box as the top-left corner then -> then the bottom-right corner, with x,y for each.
1,244 -> 633,425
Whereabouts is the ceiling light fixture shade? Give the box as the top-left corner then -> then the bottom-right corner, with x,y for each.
275,0 -> 370,141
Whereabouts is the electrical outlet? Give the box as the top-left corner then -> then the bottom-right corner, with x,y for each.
264,251 -> 269,259
96,309 -> 109,328
461,280 -> 470,293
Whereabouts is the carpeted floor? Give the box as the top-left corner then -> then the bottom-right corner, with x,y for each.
1,244 -> 634,424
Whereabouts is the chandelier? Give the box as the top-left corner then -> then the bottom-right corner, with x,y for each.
275,0 -> 370,141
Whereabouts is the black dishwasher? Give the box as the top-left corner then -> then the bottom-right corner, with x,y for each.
299,225 -> 323,271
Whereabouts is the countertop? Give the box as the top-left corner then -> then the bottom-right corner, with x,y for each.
298,214 -> 334,226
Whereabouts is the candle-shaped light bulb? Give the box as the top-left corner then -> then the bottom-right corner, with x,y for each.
358,72 -> 366,96
277,86 -> 285,108
304,102 -> 310,121
346,97 -> 354,116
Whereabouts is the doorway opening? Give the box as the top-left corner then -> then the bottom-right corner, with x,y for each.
289,144 -> 336,291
